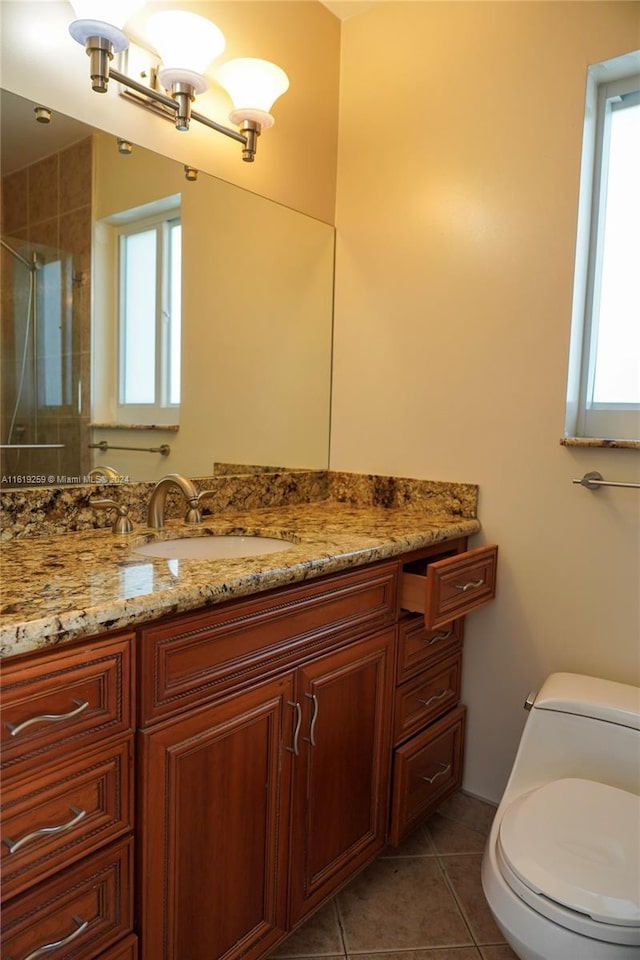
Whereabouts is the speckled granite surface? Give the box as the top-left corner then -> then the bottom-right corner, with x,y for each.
560,437 -> 640,449
0,472 -> 481,658
0,471 -> 330,541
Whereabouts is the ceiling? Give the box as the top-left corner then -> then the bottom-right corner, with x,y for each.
320,2 -> 377,20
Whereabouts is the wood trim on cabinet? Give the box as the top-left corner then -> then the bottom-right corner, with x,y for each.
393,653 -> 462,746
288,628 -> 394,926
396,613 -> 463,685
401,545 -> 498,629
389,705 -> 466,846
0,836 -> 134,960
137,561 -> 398,726
100,933 -> 138,960
0,634 -> 134,775
1,735 -> 134,900
138,674 -> 295,960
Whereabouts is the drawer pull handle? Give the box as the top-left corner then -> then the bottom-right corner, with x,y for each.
305,693 -> 319,746
417,688 -> 451,708
287,701 -> 302,756
454,578 -> 485,592
7,699 -> 89,738
3,806 -> 86,854
21,915 -> 88,960
425,630 -> 453,646
422,762 -> 451,785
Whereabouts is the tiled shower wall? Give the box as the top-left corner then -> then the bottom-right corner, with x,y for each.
1,136 -> 92,483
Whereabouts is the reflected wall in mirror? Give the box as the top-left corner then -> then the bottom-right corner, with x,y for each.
0,90 -> 334,488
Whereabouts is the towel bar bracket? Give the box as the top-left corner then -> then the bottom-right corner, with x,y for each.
573,471 -> 640,491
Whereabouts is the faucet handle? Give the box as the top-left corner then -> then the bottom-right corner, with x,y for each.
90,498 -> 134,534
184,490 -> 216,525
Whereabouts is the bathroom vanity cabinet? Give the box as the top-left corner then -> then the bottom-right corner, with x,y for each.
0,537 -> 497,960
0,635 -> 135,960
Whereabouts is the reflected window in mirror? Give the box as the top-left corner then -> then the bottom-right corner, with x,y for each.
119,213 -> 181,413
94,195 -> 182,427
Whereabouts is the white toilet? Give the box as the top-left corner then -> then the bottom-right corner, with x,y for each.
481,672 -> 640,960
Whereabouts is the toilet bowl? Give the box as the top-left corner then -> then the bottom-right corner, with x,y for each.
481,673 -> 640,960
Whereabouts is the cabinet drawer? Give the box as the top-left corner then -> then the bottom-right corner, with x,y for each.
1,736 -> 134,901
138,561 -> 398,725
0,836 -> 133,960
99,933 -> 138,960
1,635 -> 134,775
393,654 -> 462,745
397,613 -> 463,684
401,545 -> 498,629
389,705 -> 465,845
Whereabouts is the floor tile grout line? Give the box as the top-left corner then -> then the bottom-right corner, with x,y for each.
433,852 -> 480,948
430,812 -> 491,842
333,896 -> 349,960
344,944 -> 483,956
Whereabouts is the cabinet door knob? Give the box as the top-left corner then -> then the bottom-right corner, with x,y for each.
453,578 -> 485,592
6,699 -> 89,738
417,688 -> 451,708
287,701 -> 302,756
18,915 -> 88,960
304,693 -> 319,746
425,630 -> 453,645
421,762 -> 451,785
3,806 -> 86,854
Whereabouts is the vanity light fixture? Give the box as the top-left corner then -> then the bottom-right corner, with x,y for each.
67,1 -> 289,162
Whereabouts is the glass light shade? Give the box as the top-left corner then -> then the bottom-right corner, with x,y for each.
68,0 -> 145,51
146,11 -> 225,77
69,0 -> 144,30
217,58 -> 289,129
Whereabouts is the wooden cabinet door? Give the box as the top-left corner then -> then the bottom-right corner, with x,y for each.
138,673 -> 295,960
289,628 -> 394,925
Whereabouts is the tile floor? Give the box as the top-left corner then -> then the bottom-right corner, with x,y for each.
271,792 -> 518,960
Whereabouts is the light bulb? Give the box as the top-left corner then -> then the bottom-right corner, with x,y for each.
216,58 -> 289,129
68,0 -> 145,51
146,11 -> 225,94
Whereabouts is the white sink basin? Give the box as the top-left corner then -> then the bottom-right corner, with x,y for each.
133,535 -> 295,561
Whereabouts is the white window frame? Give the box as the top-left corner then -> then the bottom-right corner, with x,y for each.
565,51 -> 640,442
116,206 -> 181,424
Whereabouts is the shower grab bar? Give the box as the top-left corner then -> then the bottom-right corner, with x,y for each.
0,443 -> 64,449
573,471 -> 640,491
89,440 -> 170,456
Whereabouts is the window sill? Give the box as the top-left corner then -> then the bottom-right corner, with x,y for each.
561,437 -> 639,450
90,422 -> 180,432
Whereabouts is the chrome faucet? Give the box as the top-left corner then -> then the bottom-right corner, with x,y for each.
147,473 -> 210,529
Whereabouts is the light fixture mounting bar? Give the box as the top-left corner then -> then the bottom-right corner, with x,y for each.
109,65 -> 250,151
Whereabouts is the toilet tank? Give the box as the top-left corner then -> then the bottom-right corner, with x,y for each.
534,673 -> 640,730
503,673 -> 640,800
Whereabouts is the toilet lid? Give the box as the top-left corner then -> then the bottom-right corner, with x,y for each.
498,778 -> 640,926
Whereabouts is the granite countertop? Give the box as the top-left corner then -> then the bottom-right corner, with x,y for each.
0,500 -> 480,659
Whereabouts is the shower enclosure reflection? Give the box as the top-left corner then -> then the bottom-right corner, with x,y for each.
1,198 -> 91,482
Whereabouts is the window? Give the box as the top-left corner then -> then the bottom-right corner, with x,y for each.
565,52 -> 640,442
117,210 -> 181,422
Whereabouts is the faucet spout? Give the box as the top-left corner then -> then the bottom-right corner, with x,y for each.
147,473 -> 200,529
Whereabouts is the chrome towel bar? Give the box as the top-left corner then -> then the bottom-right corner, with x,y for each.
573,471 -> 640,491
89,441 -> 170,456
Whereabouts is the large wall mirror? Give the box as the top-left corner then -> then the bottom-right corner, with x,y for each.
0,89 -> 334,488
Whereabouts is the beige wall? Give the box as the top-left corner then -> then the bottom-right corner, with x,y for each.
332,1 -> 640,801
0,1 -> 340,223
